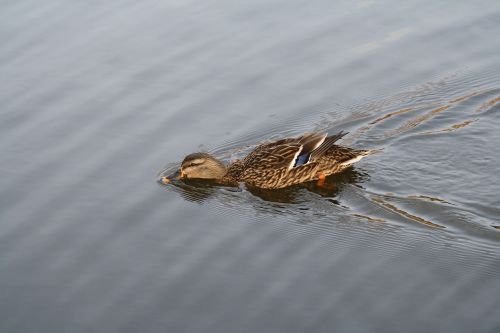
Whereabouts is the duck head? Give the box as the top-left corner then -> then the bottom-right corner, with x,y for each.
179,152 -> 227,180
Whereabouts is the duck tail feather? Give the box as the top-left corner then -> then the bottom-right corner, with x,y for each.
310,131 -> 349,159
339,148 -> 382,166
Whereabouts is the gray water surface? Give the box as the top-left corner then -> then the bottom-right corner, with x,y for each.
1,0 -> 500,332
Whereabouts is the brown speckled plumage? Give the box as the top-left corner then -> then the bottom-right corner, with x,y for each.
215,131 -> 373,189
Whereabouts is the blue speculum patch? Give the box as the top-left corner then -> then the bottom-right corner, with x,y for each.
294,153 -> 310,167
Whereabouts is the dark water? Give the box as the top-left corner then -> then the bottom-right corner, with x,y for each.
1,0 -> 500,332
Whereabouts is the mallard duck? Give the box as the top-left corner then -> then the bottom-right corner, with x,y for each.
162,131 -> 375,189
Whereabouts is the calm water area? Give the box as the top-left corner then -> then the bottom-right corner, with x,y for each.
1,0 -> 499,332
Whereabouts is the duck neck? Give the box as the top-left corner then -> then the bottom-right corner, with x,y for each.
225,160 -> 245,181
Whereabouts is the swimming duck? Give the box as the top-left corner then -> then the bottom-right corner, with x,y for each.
163,131 -> 375,189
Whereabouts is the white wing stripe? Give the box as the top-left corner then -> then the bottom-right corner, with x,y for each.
288,146 -> 303,170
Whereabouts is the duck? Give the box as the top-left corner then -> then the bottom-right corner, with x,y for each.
162,131 -> 375,189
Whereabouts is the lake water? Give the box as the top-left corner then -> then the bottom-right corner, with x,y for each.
1,0 -> 499,332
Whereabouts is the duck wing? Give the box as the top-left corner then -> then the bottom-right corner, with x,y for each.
294,133 -> 327,166
309,131 -> 348,161
243,133 -> 327,170
243,142 -> 304,171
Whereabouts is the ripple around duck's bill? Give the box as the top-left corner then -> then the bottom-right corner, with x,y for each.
159,69 -> 500,243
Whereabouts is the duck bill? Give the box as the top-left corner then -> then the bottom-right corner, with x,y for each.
160,176 -> 171,184
159,169 -> 184,184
